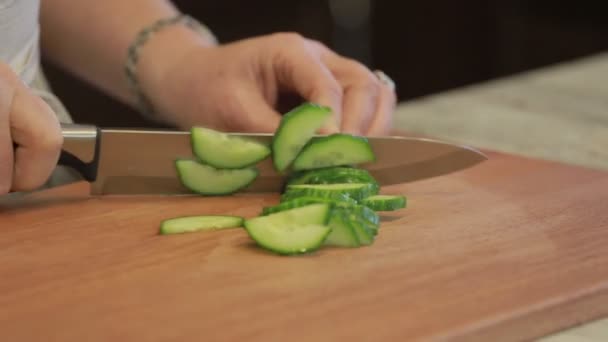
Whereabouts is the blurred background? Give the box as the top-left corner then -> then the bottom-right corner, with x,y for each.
42,0 -> 608,128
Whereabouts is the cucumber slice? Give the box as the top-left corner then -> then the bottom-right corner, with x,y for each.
175,159 -> 258,195
345,212 -> 376,245
292,134 -> 375,170
352,204 -> 380,231
287,167 -> 378,187
263,195 -> 358,215
284,183 -> 379,202
362,195 -> 407,211
271,103 -> 332,172
191,127 -> 271,168
279,188 -> 357,202
324,208 -> 360,247
280,190 -> 357,204
244,204 -> 332,255
160,215 -> 243,235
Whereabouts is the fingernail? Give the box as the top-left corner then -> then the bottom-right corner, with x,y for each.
320,122 -> 340,134
343,127 -> 361,136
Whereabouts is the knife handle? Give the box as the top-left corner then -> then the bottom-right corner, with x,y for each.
58,123 -> 101,182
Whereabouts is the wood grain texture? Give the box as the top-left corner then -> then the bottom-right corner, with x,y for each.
1,152 -> 608,342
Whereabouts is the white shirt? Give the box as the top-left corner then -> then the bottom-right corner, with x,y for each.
0,0 -> 41,85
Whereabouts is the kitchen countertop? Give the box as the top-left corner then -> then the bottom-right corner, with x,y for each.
394,52 -> 608,172
394,51 -> 608,341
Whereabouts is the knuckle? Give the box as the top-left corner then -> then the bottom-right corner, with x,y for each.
0,63 -> 18,83
30,98 -> 63,152
38,128 -> 63,153
306,38 -> 329,51
272,32 -> 305,46
320,80 -> 344,100
41,130 -> 64,152
344,59 -> 381,91
346,59 -> 370,75
359,76 -> 381,95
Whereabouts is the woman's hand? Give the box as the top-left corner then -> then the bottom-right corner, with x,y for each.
0,63 -> 63,195
144,32 -> 396,135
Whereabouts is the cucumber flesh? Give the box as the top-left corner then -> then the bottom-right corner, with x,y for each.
292,134 -> 375,170
271,103 -> 332,172
362,195 -> 407,211
244,204 -> 332,255
191,127 -> 270,168
160,215 -> 243,235
284,183 -> 379,202
175,159 -> 258,195
351,205 -> 380,234
347,213 -> 375,245
324,208 -> 359,247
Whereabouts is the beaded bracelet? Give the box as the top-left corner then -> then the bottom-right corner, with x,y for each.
125,14 -> 217,118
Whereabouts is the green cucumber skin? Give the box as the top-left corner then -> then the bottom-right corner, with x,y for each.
271,103 -> 332,172
160,215 -> 244,235
286,167 -> 379,188
175,159 -> 259,196
362,195 -> 407,211
279,191 -> 358,205
190,127 -> 271,169
244,203 -> 332,255
284,183 -> 379,203
292,134 -> 376,171
262,196 -> 357,215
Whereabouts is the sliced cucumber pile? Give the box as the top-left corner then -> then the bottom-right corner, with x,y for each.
160,215 -> 243,235
165,102 -> 407,256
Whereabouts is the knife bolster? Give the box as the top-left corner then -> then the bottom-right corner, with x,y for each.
59,124 -> 101,182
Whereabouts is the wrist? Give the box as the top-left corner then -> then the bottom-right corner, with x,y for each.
125,15 -> 217,120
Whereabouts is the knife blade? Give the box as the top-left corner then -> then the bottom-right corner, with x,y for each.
58,123 -> 487,195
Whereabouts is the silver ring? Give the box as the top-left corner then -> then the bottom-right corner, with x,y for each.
374,70 -> 396,91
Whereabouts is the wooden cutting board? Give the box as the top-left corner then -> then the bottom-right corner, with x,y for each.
1,151 -> 608,342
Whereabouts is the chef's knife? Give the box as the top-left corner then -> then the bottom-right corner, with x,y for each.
58,123 -> 487,195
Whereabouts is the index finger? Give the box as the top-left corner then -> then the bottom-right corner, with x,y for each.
10,86 -> 63,192
270,34 -> 343,132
